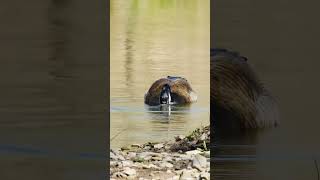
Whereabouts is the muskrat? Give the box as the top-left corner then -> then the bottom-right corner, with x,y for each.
211,48 -> 279,129
144,76 -> 197,106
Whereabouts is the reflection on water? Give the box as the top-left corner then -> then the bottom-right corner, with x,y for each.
0,0 -> 107,179
213,0 -> 320,179
110,0 -> 210,148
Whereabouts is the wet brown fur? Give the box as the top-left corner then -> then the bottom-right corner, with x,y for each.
211,49 -> 279,129
144,77 -> 196,106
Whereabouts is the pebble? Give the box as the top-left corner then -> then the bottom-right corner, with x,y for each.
110,161 -> 117,167
110,152 -> 118,160
199,172 -> 210,180
175,135 -> 185,141
201,151 -> 210,158
149,164 -> 161,170
163,156 -> 173,163
200,133 -> 207,141
117,155 -> 125,161
121,146 -> 131,151
131,144 -> 141,148
133,162 -> 144,168
164,145 -> 171,150
122,160 -> 133,167
151,156 -> 162,161
179,170 -> 194,180
192,154 -> 207,171
127,152 -> 137,159
172,175 -> 180,180
112,172 -> 127,178
154,143 -> 164,149
185,150 -> 202,155
160,162 -> 174,169
123,167 -> 136,177
137,152 -> 150,160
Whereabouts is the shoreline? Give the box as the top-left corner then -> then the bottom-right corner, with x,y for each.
110,125 -> 210,179
109,126 -> 210,180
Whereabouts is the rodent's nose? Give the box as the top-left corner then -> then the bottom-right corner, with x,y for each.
160,88 -> 171,104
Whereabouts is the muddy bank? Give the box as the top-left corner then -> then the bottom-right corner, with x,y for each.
110,126 -> 210,179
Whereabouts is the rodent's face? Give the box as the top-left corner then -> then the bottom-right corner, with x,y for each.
160,84 -> 171,104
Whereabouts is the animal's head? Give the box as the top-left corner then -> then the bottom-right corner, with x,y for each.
159,84 -> 172,104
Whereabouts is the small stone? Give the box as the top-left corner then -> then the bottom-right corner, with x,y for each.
110,152 -> 118,160
161,152 -> 169,156
118,155 -> 125,161
127,152 -> 137,159
131,144 -> 141,148
172,175 -> 180,180
163,156 -> 173,163
179,170 -> 193,180
136,152 -> 151,161
142,164 -> 150,169
175,170 -> 183,175
111,162 -> 122,169
138,152 -> 150,158
199,172 -> 210,180
132,157 -> 144,162
112,172 -> 127,178
200,133 -> 207,141
110,161 -> 117,167
201,151 -> 210,158
121,146 -> 131,151
160,162 -> 173,169
185,150 -> 202,155
122,160 -> 133,167
192,154 -> 207,171
175,135 -> 185,141
154,143 -> 164,149
150,152 -> 162,157
193,172 -> 200,178
123,167 -> 136,177
151,156 -> 162,161
132,162 -> 143,168
179,154 -> 192,161
148,164 -> 160,170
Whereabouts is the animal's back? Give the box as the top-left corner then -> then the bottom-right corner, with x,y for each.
211,48 -> 279,129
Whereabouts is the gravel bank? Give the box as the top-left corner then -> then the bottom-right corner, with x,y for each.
110,126 -> 210,180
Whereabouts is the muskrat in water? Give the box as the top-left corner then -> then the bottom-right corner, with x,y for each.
211,48 -> 279,129
144,76 -> 197,106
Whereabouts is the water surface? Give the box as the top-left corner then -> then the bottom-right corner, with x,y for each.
213,0 -> 320,179
0,1 -> 107,179
110,0 -> 210,148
